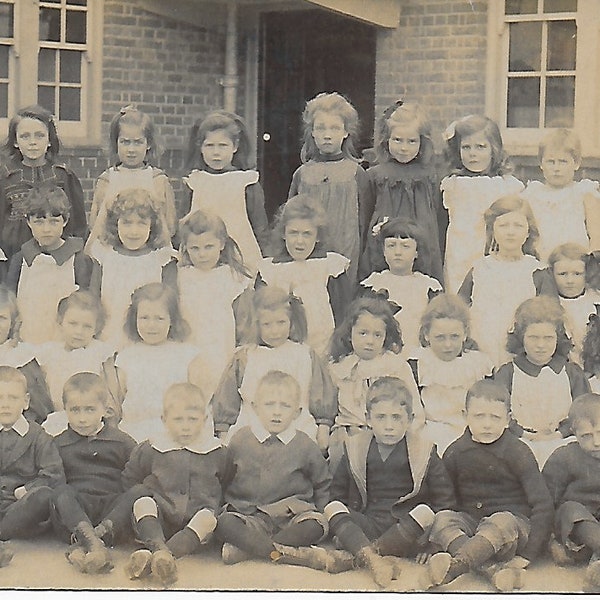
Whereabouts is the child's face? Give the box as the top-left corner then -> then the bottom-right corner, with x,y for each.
464,396 -> 509,444
0,380 -> 28,428
60,306 -> 97,351
523,321 -> 558,366
367,398 -> 412,447
459,130 -> 492,173
117,122 -> 148,169
27,213 -> 66,251
15,117 -> 49,166
311,111 -> 348,155
493,211 -> 529,256
65,391 -> 105,437
258,308 -> 291,348
540,149 -> 580,189
284,218 -> 318,261
383,236 -> 417,276
573,418 -> 600,459
351,312 -> 387,361
186,231 -> 224,271
162,403 -> 206,446
388,123 -> 421,164
425,318 -> 466,362
117,213 -> 151,251
253,383 -> 301,434
0,307 -> 13,345
553,258 -> 586,298
201,129 -> 237,171
137,298 -> 170,345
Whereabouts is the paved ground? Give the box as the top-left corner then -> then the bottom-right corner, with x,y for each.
0,536 -> 588,592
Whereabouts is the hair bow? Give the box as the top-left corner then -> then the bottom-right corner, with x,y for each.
443,114 -> 474,141
120,104 -> 138,115
383,99 -> 405,120
371,216 -> 390,237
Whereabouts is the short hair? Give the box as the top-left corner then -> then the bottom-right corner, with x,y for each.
62,372 -> 108,408
538,128 -> 582,164
366,376 -> 413,419
255,370 -> 301,406
465,380 -> 510,411
163,382 -> 207,416
548,242 -> 588,268
0,366 -> 28,394
26,185 -> 70,220
419,293 -> 473,349
57,290 -> 107,337
569,393 -> 600,431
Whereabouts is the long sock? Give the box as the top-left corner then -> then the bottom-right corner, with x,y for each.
273,520 -> 324,547
455,534 -> 496,569
216,513 -> 274,558
572,521 -> 600,555
135,516 -> 167,552
375,515 -> 424,557
52,485 -> 90,534
329,513 -> 372,554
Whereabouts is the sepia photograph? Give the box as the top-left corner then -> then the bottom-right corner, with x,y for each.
0,0 -> 597,593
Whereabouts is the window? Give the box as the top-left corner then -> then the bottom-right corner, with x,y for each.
1,0 -> 103,145
486,0 -> 600,157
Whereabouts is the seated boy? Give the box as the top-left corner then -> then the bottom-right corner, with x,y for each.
542,393 -> 600,591
216,369 -> 352,573
51,372 -> 136,574
427,380 -> 554,591
6,185 -> 99,344
0,365 -> 65,565
123,382 -> 224,587
324,376 -> 455,588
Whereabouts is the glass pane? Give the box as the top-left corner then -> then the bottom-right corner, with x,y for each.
66,10 -> 86,44
507,77 -> 540,127
509,22 -> 542,72
38,48 -> 56,82
67,0 -> 87,5
547,20 -> 576,70
39,7 -> 60,42
0,45 -> 8,78
544,0 -> 577,12
505,0 -> 537,14
0,83 -> 7,118
59,87 -> 80,121
0,4 -> 13,38
43,0 -> 61,3
60,50 -> 81,83
545,76 -> 575,126
38,86 -> 55,115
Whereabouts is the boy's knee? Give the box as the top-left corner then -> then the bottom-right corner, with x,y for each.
478,512 -> 527,552
558,501 -> 596,525
133,496 -> 158,521
409,504 -> 435,529
187,509 -> 217,538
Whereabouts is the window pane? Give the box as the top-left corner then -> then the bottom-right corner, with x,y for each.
509,22 -> 542,72
544,0 -> 577,12
67,0 -> 87,5
39,7 -> 61,42
60,50 -> 81,83
505,0 -> 537,14
0,4 -> 13,38
59,87 -> 80,121
547,20 -> 576,70
38,86 -> 55,115
0,83 -> 7,118
0,45 -> 8,78
38,48 -> 56,82
66,10 -> 86,44
545,76 -> 575,126
507,77 -> 540,127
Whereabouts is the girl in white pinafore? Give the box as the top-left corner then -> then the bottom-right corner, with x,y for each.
183,110 -> 269,274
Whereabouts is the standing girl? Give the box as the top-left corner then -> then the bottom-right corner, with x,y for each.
257,194 -> 351,356
361,217 -> 442,355
87,105 -> 177,245
0,105 -> 87,261
288,92 -> 373,283
162,209 -> 252,386
442,115 -> 524,293
183,110 -> 269,274
87,188 -> 173,347
361,101 -> 445,282
327,292 -> 423,469
495,296 -> 590,466
459,195 -> 542,367
211,285 -> 336,453
409,293 -> 493,455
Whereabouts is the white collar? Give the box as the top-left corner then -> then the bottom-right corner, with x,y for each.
250,420 -> 297,445
0,415 -> 29,436
150,430 -> 221,454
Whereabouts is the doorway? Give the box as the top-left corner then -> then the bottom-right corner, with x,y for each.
257,9 -> 377,219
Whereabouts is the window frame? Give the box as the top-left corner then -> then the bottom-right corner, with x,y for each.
485,0 -> 600,158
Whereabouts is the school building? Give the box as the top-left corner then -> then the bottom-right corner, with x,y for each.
4,0 -> 600,216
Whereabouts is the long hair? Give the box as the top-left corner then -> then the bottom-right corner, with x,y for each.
109,105 -> 162,165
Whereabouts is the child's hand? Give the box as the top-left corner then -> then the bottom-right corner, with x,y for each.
13,487 -> 27,500
316,424 -> 330,456
415,552 -> 432,565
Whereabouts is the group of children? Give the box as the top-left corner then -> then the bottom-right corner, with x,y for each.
0,92 -> 599,591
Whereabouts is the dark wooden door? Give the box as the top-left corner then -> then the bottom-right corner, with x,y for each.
257,9 -> 376,219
